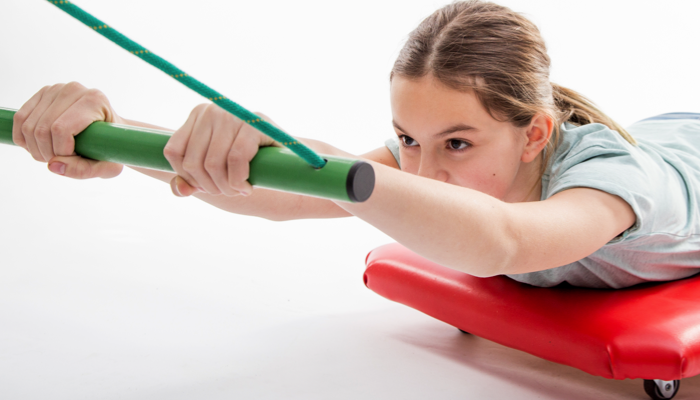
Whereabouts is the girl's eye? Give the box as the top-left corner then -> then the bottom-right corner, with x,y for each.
448,139 -> 470,151
400,135 -> 418,147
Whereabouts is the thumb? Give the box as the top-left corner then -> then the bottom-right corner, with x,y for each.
170,175 -> 204,197
48,156 -> 123,179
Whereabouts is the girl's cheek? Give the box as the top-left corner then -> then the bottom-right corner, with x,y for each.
400,159 -> 419,175
455,170 -> 505,197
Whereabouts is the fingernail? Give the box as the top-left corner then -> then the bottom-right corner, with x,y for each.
173,183 -> 183,197
49,162 -> 66,175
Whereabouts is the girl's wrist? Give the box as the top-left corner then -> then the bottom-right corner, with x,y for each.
111,113 -> 126,125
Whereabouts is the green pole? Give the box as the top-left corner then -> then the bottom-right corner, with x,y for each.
0,108 -> 374,203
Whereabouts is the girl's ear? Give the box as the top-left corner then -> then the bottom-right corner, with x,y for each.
521,113 -> 553,163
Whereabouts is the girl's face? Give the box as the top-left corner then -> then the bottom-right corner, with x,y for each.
390,74 -> 544,202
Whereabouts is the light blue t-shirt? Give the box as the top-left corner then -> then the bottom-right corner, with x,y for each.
385,117 -> 700,288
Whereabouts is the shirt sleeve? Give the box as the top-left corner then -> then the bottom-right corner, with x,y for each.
384,137 -> 401,169
544,124 -> 685,243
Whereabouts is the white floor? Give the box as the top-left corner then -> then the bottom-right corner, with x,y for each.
4,1 -> 700,398
2,151 -> 700,399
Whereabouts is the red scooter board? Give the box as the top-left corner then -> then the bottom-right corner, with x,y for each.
363,243 -> 700,381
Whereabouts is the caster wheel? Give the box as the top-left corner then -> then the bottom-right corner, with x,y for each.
643,379 -> 680,400
458,329 -> 470,335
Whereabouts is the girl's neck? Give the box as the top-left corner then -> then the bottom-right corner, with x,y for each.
502,153 -> 543,203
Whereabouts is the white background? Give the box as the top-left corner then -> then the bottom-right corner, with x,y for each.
2,0 -> 700,399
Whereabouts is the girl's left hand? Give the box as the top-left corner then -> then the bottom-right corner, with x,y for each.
164,103 -> 281,197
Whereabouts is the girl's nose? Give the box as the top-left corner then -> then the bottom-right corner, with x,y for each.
417,157 -> 449,183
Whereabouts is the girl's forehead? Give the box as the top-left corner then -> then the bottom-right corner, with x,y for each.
390,75 -> 495,131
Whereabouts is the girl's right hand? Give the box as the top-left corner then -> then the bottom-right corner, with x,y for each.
13,82 -> 124,179
164,103 -> 282,198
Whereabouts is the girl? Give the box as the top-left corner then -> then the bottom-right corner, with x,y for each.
12,0 -> 700,288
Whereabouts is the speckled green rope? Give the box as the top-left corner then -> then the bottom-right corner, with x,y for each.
47,0 -> 327,169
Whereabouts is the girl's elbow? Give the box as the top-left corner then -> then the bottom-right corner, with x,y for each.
466,267 -> 500,279
476,224 -> 522,278
447,242 -> 519,278
440,217 -> 521,278
471,252 -> 517,278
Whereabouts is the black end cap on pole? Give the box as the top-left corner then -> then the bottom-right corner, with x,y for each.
346,161 -> 375,203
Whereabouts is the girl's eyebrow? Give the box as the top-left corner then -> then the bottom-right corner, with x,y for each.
392,120 -> 477,137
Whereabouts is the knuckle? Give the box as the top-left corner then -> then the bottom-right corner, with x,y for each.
242,135 -> 260,149
84,88 -> 107,104
192,103 -> 208,115
65,81 -> 85,92
228,166 -> 250,183
13,110 -> 28,125
162,145 -> 181,161
46,83 -> 64,95
21,120 -> 36,136
34,124 -> 51,140
203,104 -> 220,116
203,157 -> 223,171
12,135 -> 26,146
50,120 -> 68,137
227,148 -> 249,165
181,160 -> 199,173
227,153 -> 241,165
228,147 -> 244,159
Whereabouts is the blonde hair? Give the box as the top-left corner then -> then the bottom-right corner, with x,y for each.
390,0 -> 636,171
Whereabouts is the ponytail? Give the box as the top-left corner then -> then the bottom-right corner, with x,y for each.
551,83 -> 636,146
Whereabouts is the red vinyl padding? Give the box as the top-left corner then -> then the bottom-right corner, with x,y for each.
364,243 -> 700,380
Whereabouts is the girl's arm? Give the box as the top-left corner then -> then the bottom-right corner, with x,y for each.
129,107 -> 635,278
337,163 -> 636,277
15,83 -> 634,278
123,118 -> 399,221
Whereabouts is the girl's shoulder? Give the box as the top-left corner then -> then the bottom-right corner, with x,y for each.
514,117 -> 700,289
547,122 -> 635,176
543,122 -> 642,205
544,118 -> 700,241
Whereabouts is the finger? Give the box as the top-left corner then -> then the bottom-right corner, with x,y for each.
21,84 -> 65,161
34,83 -> 85,158
182,106 -> 223,194
50,85 -> 112,157
204,111 -> 241,196
227,126 -> 259,196
252,111 -> 284,147
12,87 -> 46,150
170,175 -> 204,197
164,105 -> 201,188
47,155 -> 123,179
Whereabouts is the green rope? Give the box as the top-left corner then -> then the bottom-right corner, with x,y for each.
47,0 -> 327,169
